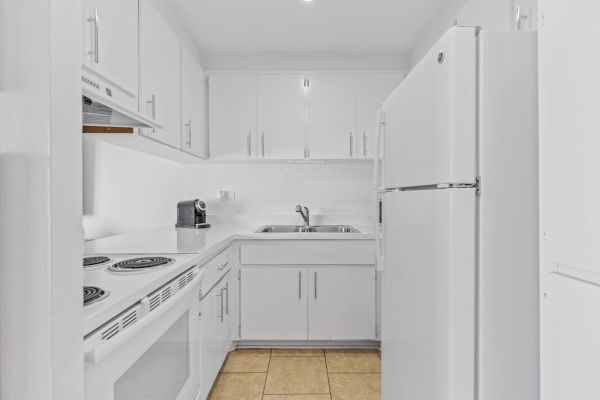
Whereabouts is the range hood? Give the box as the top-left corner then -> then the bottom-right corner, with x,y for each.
81,73 -> 162,130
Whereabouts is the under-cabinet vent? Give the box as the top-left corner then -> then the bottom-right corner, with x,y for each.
84,266 -> 198,350
161,287 -> 172,301
145,266 -> 198,315
99,308 -> 138,341
100,322 -> 120,340
149,293 -> 161,311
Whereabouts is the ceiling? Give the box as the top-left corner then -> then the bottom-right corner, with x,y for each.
166,0 -> 467,58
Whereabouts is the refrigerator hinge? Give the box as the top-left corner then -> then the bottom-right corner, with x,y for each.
238,270 -> 241,281
238,325 -> 241,338
476,176 -> 481,196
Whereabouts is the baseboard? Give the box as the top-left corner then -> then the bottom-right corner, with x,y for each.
234,340 -> 380,349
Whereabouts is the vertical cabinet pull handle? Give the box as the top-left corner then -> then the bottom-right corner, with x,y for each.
215,290 -> 224,322
147,94 -> 156,120
247,132 -> 252,157
298,271 -> 302,300
363,131 -> 367,157
261,132 -> 265,157
314,271 -> 317,300
349,132 -> 354,157
224,283 -> 229,315
87,9 -> 100,63
185,119 -> 192,147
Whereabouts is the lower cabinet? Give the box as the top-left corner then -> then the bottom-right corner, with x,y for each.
198,271 -> 231,400
241,267 -> 308,340
308,267 -> 376,340
240,266 -> 376,341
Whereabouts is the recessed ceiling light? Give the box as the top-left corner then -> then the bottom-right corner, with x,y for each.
303,0 -> 313,2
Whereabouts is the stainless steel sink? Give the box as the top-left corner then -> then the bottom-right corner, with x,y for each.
256,225 -> 360,233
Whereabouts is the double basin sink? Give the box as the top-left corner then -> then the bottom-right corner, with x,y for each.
256,225 -> 360,233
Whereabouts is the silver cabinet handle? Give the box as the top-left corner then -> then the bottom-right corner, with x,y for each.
224,282 -> 229,315
215,290 -> 224,322
261,132 -> 265,157
298,271 -> 302,300
349,132 -> 354,157
314,271 -> 318,300
247,132 -> 252,157
363,131 -> 367,157
87,9 -> 100,63
185,119 -> 192,147
217,261 -> 229,271
147,94 -> 156,120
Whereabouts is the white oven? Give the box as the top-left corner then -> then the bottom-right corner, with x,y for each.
84,266 -> 201,400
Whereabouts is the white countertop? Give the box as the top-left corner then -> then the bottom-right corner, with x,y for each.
83,223 -> 374,335
85,223 -> 375,258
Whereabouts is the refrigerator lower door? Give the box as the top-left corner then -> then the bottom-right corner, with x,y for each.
381,188 -> 476,400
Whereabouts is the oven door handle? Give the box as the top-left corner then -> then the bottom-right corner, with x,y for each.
84,277 -> 200,365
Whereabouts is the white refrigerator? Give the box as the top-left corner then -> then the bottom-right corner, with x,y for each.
375,27 -> 540,400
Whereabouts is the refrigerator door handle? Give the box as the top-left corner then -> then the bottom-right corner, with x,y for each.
376,181 -> 479,193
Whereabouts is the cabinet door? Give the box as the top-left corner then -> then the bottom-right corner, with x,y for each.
139,1 -> 181,148
241,267 -> 307,340
198,284 -> 225,400
308,267 -> 376,340
257,75 -> 307,159
219,276 -> 233,361
181,47 -> 208,158
82,0 -> 138,95
209,74 -> 257,159
308,75 -> 356,159
356,74 -> 403,158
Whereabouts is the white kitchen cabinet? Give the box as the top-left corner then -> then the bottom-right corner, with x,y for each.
198,271 -> 232,400
241,267 -> 308,340
355,74 -> 403,158
139,0 -> 181,148
82,0 -> 138,95
181,46 -> 208,158
308,267 -> 376,340
257,75 -> 307,159
209,74 -> 258,158
308,75 -> 357,159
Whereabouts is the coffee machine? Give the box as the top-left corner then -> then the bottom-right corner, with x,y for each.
176,199 -> 210,229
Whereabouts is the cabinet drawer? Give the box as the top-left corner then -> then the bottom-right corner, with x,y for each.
240,242 -> 375,265
200,247 -> 232,296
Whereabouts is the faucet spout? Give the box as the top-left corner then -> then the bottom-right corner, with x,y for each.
295,205 -> 310,227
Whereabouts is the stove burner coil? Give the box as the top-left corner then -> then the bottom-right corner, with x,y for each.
84,256 -> 111,268
108,257 -> 174,273
84,286 -> 109,306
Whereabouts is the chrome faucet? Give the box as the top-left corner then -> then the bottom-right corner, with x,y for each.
295,205 -> 310,227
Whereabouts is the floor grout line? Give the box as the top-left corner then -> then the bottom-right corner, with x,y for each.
260,349 -> 272,399
324,350 -> 333,399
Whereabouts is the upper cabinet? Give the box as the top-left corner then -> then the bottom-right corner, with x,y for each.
181,47 -> 208,159
209,74 -> 258,159
308,75 -> 357,159
356,74 -> 405,158
82,0 -> 139,95
139,0 -> 181,148
209,73 -> 403,160
257,75 -> 307,159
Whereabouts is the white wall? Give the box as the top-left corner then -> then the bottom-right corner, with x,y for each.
539,0 -> 600,399
203,51 -> 410,72
0,0 -> 83,399
182,163 -> 373,226
83,137 -> 184,239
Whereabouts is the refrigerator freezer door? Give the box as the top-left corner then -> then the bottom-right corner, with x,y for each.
382,27 -> 477,188
381,189 -> 476,400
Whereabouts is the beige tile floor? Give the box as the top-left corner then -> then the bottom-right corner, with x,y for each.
208,348 -> 381,400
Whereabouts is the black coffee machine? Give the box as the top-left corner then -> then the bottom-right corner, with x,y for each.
176,199 -> 210,229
